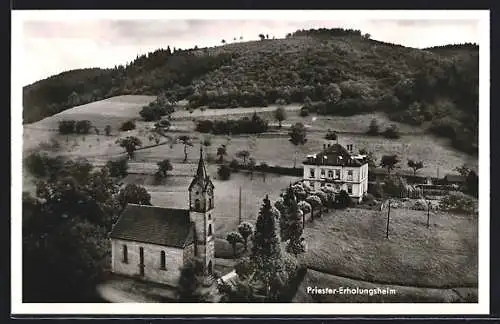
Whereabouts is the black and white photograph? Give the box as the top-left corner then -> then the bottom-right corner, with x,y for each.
11,9 -> 489,315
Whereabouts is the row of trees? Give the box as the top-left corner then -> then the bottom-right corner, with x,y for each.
195,112 -> 268,135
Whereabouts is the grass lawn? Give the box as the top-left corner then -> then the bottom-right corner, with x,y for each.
293,269 -> 477,303
299,207 -> 477,288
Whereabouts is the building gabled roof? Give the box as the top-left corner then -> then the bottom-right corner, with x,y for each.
444,174 -> 466,183
303,144 -> 366,167
110,204 -> 194,248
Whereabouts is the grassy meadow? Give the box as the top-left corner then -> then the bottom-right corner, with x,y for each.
293,269 -> 477,303
299,208 -> 477,288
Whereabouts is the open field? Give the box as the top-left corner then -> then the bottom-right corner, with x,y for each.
293,269 -> 477,303
22,95 -> 477,179
134,131 -> 477,178
299,207 -> 477,288
123,167 -> 299,237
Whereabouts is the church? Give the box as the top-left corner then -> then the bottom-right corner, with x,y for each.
109,147 -> 215,287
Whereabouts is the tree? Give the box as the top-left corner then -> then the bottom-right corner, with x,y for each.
221,39 -> 226,45
297,201 -> 311,227
289,123 -> 308,146
306,195 -> 322,220
238,222 -> 254,252
454,165 -> 471,177
157,159 -> 173,177
216,144 -> 227,163
218,164 -> 231,180
466,170 -> 478,197
117,183 -> 152,208
23,160 -> 119,302
274,106 -> 287,128
248,158 -> 256,180
251,195 -> 284,295
326,83 -> 342,104
367,118 -> 380,136
226,231 -> 243,258
177,135 -> 193,162
407,159 -> 424,176
258,34 -> 265,41
177,259 -> 208,302
105,157 -> 129,178
236,150 -> 250,166
289,123 -> 308,168
117,136 -> 142,159
335,190 -> 351,208
380,154 -> 400,174
75,120 -> 92,134
285,189 -> 305,256
383,124 -> 400,139
119,120 -> 136,131
325,129 -> 337,141
104,125 -> 112,136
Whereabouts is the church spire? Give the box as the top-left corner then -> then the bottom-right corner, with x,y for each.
195,145 -> 208,180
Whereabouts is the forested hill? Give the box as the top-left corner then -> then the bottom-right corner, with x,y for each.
23,28 -> 479,154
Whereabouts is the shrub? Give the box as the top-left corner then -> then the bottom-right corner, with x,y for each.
58,120 -> 76,134
383,124 -> 400,139
384,175 -> 408,197
120,120 -> 136,131
362,193 -> 376,205
299,107 -> 309,117
75,120 -> 92,134
439,192 -> 477,214
218,164 -> 232,180
334,190 -> 351,208
229,159 -> 240,171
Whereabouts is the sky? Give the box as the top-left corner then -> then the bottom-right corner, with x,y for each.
19,16 -> 481,86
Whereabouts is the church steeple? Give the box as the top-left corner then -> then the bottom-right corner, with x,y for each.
195,146 -> 208,181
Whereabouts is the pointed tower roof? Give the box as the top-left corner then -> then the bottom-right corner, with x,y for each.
189,146 -> 214,191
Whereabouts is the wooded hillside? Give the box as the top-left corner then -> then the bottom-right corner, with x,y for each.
23,28 -> 479,154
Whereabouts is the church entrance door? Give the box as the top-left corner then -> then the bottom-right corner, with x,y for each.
139,247 -> 145,276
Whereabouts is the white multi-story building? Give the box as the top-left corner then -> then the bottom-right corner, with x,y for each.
302,140 -> 369,202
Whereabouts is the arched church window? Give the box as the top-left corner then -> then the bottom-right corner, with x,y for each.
122,244 -> 128,263
195,199 -> 200,211
160,251 -> 166,269
208,224 -> 212,236
208,213 -> 211,220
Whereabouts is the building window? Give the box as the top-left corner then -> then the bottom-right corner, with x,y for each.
335,170 -> 340,179
320,169 -> 325,177
346,144 -> 353,152
195,199 -> 200,210
160,251 -> 166,269
347,170 -> 353,181
122,244 -> 128,263
347,184 -> 353,194
208,198 -> 212,209
208,224 -> 213,236
328,170 -> 333,178
309,168 -> 315,178
208,213 -> 211,220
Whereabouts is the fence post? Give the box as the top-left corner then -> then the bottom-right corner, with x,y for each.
386,200 -> 391,239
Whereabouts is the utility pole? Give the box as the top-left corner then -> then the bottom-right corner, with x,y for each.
427,201 -> 431,228
386,200 -> 391,239
238,186 -> 242,225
